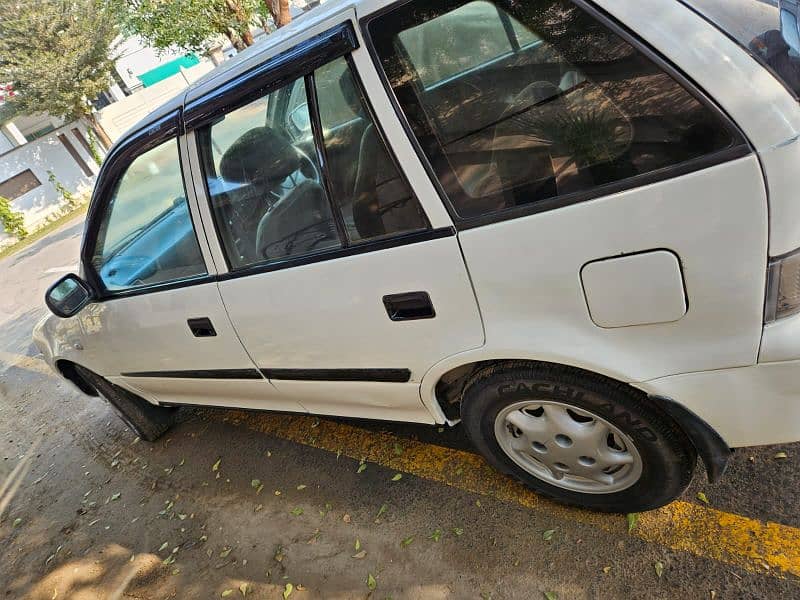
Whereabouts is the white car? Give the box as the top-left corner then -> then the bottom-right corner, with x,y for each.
33,0 -> 800,512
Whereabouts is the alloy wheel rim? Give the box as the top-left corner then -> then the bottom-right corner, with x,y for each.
494,400 -> 643,494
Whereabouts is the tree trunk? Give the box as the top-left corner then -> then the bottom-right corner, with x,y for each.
268,0 -> 291,28
225,0 -> 255,47
83,113 -> 112,149
225,29 -> 247,52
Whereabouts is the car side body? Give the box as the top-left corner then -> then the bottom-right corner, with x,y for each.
33,0 -> 800,511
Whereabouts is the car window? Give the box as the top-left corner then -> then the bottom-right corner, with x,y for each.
313,57 -> 429,244
680,0 -> 800,98
369,0 -> 745,220
197,77 -> 342,270
90,139 -> 206,292
398,0 -> 519,87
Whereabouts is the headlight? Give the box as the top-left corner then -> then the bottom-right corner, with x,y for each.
765,248 -> 800,322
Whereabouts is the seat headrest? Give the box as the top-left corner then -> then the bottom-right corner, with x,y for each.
219,126 -> 301,184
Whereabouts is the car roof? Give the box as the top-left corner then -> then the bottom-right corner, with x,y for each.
110,0 -> 359,151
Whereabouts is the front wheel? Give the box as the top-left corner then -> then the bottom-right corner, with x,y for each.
460,364 -> 696,512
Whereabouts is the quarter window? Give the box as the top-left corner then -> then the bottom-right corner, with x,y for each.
369,0 -> 746,220
197,58 -> 429,271
90,139 -> 206,292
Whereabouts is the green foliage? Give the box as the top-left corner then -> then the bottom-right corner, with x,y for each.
111,0 -> 263,53
0,0 -> 119,121
0,196 -> 28,240
86,128 -> 103,166
48,171 -> 80,211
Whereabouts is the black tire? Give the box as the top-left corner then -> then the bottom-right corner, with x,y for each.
74,365 -> 176,442
460,363 -> 696,512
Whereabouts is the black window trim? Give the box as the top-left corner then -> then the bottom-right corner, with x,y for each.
192,26 -> 435,279
80,110 -> 215,302
360,0 -> 754,231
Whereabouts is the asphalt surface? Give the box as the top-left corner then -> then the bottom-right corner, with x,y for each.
1,218 -> 799,599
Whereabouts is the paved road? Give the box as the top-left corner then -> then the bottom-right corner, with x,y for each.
1,218 -> 799,599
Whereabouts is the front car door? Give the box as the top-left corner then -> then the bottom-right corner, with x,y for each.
184,17 -> 484,423
72,112 -> 305,413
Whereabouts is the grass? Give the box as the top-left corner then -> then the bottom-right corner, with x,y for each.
0,203 -> 88,261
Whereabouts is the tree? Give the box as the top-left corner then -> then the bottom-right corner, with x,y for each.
268,0 -> 291,28
112,0 -> 262,52
0,0 -> 118,146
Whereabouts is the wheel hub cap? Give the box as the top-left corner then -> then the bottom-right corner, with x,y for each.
494,400 -> 643,494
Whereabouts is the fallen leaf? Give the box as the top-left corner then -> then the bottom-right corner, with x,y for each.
391,473 -> 403,481
356,464 -> 367,474
219,547 -> 232,558
251,479 -> 261,489
400,536 -> 414,547
282,583 -> 293,599
290,507 -> 303,516
343,513 -> 351,523
355,538 -> 361,552
602,566 -> 611,574
274,547 -> 285,562
430,529 -> 442,542
697,492 -> 709,504
212,458 -> 221,472
110,492 -> 121,501
158,542 -> 169,552
452,527 -> 464,536
239,582 -> 249,596
352,550 -> 367,559
255,504 -> 263,512
221,590 -> 233,598
543,593 -> 557,600
297,484 -> 307,490
12,518 -> 22,528
775,451 -> 789,460
367,573 -> 377,591
655,560 -> 664,578
542,529 -> 555,541
375,504 -> 388,521
626,513 -> 639,533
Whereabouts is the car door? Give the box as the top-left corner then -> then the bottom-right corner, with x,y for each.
364,0 -> 768,388
187,23 -> 484,423
74,112 -> 305,413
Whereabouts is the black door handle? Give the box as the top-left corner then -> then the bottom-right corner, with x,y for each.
383,292 -> 435,321
188,317 -> 217,337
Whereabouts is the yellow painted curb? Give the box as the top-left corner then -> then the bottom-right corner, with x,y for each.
219,410 -> 800,579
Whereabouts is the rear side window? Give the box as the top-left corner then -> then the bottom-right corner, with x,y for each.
196,57 -> 428,271
368,0 -> 746,221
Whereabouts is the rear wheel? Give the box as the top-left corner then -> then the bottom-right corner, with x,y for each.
460,363 -> 696,512
74,365 -> 176,442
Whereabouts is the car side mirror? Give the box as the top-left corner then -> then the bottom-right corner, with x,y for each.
45,274 -> 93,318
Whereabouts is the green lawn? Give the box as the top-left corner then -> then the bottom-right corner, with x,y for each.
0,204 -> 88,260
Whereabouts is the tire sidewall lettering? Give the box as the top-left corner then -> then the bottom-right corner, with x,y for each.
497,381 -> 658,442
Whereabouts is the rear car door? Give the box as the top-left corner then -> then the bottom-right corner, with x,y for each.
187,22 -> 484,423
74,113 -> 305,412
364,0 -> 768,386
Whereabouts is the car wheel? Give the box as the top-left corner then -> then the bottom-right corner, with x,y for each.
74,365 -> 176,442
460,363 -> 696,512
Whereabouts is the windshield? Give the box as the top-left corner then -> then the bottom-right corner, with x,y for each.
681,0 -> 800,98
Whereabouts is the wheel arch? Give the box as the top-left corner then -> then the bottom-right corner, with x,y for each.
55,359 -> 99,397
425,357 -> 730,482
